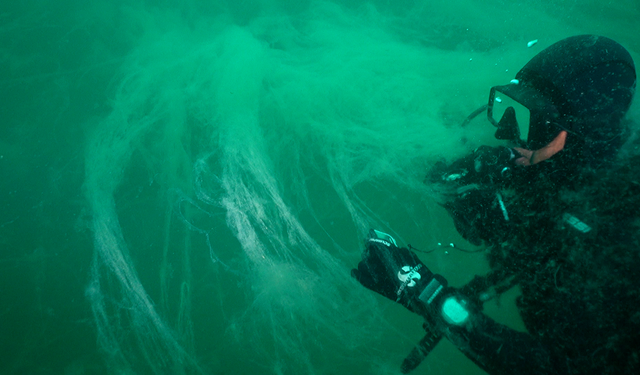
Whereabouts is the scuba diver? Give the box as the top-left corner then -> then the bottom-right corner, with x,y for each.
352,35 -> 638,374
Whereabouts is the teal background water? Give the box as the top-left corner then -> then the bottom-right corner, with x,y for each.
1,1 -> 638,374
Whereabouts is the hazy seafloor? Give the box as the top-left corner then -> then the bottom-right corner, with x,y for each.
1,1 -> 639,374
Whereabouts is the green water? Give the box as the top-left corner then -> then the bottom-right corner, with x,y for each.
1,1 -> 639,374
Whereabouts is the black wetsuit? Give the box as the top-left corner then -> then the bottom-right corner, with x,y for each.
427,142 -> 640,374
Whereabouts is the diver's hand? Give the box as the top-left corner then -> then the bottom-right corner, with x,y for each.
512,147 -> 534,166
351,230 -> 447,315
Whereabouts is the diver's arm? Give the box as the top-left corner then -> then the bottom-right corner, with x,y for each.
440,302 -> 556,375
352,230 -> 558,374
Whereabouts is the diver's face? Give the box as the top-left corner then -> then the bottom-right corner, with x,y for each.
487,84 -> 569,165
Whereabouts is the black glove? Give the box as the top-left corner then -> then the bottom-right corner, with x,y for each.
353,230 -> 486,374
351,229 -> 448,315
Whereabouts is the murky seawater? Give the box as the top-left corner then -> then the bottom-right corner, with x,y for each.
1,1 -> 638,374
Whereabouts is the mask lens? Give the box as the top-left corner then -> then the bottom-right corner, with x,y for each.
489,89 -> 531,142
